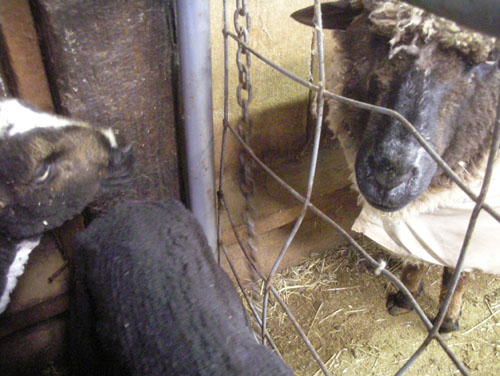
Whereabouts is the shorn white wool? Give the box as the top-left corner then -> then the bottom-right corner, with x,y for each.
0,238 -> 40,313
353,156 -> 500,273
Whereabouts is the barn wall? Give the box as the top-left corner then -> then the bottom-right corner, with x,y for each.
211,0 -> 313,173
0,1 -> 182,374
210,1 -> 360,280
210,0 -> 315,242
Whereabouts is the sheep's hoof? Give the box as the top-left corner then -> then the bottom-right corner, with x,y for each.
386,291 -> 414,316
433,316 -> 459,334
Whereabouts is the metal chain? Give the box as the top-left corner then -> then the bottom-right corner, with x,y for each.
234,0 -> 259,282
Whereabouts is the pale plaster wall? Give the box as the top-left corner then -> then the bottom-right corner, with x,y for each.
210,0 -> 318,178
210,0 -> 329,234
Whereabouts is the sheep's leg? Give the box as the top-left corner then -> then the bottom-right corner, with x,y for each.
386,264 -> 426,316
434,267 -> 470,333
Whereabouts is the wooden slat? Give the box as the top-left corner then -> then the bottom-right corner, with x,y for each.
222,190 -> 346,247
220,146 -> 360,281
0,317 -> 66,376
0,30 -> 14,98
221,146 -> 352,246
0,294 -> 68,340
0,0 -> 53,110
221,186 -> 360,283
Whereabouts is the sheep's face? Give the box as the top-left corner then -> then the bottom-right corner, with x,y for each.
346,21 -> 499,211
293,4 -> 500,211
0,100 -> 133,238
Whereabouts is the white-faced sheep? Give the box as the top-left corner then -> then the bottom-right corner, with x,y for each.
293,0 -> 500,332
0,98 -> 133,314
69,199 -> 294,376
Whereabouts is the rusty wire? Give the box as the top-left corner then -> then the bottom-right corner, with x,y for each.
218,1 -> 500,375
220,1 -> 331,374
260,0 -> 327,350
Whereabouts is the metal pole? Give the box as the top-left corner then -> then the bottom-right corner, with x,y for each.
175,0 -> 217,254
401,0 -> 500,37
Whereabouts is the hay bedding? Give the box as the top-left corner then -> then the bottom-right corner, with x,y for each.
248,238 -> 500,376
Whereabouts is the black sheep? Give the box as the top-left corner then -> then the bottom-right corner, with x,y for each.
293,1 -> 500,332
70,200 -> 293,376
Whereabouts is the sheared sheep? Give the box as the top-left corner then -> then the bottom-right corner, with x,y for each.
0,98 -> 133,314
69,199 -> 294,376
293,0 -> 500,332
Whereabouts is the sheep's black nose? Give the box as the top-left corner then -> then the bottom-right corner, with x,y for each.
370,155 -> 417,190
369,139 -> 419,190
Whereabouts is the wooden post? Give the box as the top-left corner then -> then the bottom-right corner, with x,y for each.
31,0 -> 181,211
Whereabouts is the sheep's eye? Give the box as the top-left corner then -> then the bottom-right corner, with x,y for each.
32,150 -> 64,184
33,163 -> 52,184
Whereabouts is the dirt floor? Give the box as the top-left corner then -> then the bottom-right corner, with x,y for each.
248,237 -> 500,376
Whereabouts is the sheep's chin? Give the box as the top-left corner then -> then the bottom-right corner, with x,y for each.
356,178 -> 421,212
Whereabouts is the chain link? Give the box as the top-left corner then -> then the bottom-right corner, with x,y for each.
234,0 -> 258,282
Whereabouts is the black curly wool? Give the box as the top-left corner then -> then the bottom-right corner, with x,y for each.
69,200 -> 293,376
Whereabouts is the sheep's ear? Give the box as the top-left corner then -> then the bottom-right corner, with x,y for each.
291,1 -> 362,30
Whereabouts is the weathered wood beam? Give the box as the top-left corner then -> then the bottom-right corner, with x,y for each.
31,0 -> 181,211
0,0 -> 53,109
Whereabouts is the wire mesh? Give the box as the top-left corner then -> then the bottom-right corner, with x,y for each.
217,1 -> 500,375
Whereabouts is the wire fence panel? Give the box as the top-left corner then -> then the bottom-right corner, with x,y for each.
218,1 -> 500,375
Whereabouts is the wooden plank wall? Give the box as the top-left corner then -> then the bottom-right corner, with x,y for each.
0,1 -> 180,374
